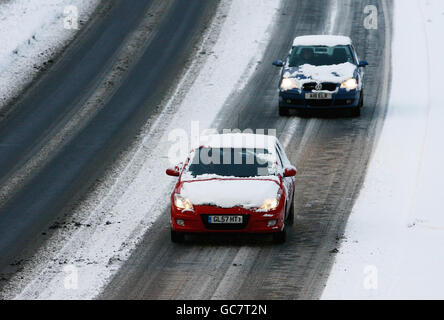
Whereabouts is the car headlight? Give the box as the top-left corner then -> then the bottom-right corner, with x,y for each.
174,194 -> 194,210
280,78 -> 299,91
259,195 -> 281,211
340,78 -> 358,90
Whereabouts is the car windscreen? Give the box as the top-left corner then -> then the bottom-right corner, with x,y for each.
288,45 -> 355,67
186,147 -> 275,178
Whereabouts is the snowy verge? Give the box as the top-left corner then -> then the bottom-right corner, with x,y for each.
323,0 -> 444,299
5,0 -> 282,300
0,0 -> 100,113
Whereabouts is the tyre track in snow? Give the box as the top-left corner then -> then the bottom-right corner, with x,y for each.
102,0 -> 392,299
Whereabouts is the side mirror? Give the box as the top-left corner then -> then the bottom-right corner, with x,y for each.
166,167 -> 180,177
358,60 -> 368,68
284,167 -> 297,177
272,60 -> 284,67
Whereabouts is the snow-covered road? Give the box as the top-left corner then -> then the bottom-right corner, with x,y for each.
3,0 -> 442,300
323,0 -> 444,299
2,0 -> 281,300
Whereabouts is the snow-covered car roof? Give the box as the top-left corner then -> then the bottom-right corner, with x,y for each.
292,35 -> 352,47
195,133 -> 278,150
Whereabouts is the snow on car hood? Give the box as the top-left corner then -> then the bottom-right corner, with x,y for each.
179,178 -> 280,209
283,62 -> 356,84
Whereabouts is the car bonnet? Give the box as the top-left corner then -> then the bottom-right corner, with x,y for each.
283,62 -> 357,84
179,177 -> 281,209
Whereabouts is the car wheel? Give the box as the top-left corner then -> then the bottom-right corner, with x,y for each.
296,109 -> 309,118
272,226 -> 286,244
286,198 -> 295,226
350,92 -> 363,117
279,106 -> 290,117
351,106 -> 361,117
171,229 -> 185,243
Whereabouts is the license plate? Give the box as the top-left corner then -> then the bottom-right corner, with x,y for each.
208,215 -> 243,224
305,92 -> 332,99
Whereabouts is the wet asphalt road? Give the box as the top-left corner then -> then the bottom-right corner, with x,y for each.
102,0 -> 392,299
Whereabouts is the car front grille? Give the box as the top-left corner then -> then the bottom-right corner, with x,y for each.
201,214 -> 250,230
303,82 -> 338,92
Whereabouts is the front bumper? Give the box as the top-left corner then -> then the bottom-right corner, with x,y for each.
279,89 -> 360,109
170,205 -> 285,234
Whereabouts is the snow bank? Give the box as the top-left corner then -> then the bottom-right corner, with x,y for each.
0,0 -> 100,110
323,0 -> 444,299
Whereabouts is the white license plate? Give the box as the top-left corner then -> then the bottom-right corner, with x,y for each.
305,92 -> 332,99
208,215 -> 243,224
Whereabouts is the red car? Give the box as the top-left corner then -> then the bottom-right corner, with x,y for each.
166,134 -> 297,243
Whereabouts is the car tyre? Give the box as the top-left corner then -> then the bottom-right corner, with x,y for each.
351,106 -> 361,117
286,198 -> 295,226
359,90 -> 364,107
272,226 -> 286,244
171,229 -> 185,243
296,109 -> 309,118
279,106 -> 290,117
351,91 -> 364,117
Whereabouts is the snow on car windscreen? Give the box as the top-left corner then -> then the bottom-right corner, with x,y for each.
187,147 -> 275,178
289,45 -> 355,67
